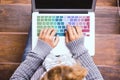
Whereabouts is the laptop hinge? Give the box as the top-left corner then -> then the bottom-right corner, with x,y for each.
38,11 -> 88,14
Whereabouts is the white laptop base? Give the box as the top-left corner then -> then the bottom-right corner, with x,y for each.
32,13 -> 95,56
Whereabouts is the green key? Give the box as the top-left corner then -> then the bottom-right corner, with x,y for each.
48,19 -> 51,21
45,16 -> 48,18
37,18 -> 40,21
47,26 -> 50,28
46,22 -> 49,25
55,26 -> 57,28
41,16 -> 44,18
54,22 -> 56,25
52,19 -> 55,21
37,26 -> 41,28
50,22 -> 53,25
52,16 -> 55,18
49,16 -> 51,18
37,16 -> 40,19
43,22 -> 45,25
45,22 -> 48,25
37,22 -> 41,25
41,18 -> 44,21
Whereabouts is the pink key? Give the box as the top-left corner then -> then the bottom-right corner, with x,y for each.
84,26 -> 88,28
87,22 -> 90,26
88,25 -> 90,28
86,16 -> 90,18
85,19 -> 90,21
82,29 -> 90,32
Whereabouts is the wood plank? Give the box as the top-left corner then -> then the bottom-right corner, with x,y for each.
0,4 -> 31,32
98,65 -> 120,80
0,5 -> 120,34
95,7 -> 120,34
94,34 -> 120,66
0,0 -> 116,6
0,0 -> 31,4
0,5 -> 119,34
97,0 -> 117,6
0,32 -> 28,63
0,63 -> 19,80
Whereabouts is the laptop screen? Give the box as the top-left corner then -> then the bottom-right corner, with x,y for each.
35,0 -> 93,9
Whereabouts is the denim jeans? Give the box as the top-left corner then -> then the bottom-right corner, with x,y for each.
22,26 -> 32,61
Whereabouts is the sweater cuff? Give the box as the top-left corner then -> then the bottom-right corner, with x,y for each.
66,37 -> 88,58
32,39 -> 52,60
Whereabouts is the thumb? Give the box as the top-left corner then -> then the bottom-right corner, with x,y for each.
53,36 -> 59,47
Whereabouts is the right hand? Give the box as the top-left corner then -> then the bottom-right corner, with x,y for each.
39,28 -> 59,48
65,25 -> 83,43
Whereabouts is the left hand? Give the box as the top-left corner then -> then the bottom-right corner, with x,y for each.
39,28 -> 59,48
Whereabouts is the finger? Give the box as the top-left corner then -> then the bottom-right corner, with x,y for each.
46,28 -> 54,36
43,28 -> 48,36
72,26 -> 77,36
39,29 -> 44,39
50,29 -> 56,37
65,31 -> 69,43
67,25 -> 74,40
75,26 -> 82,36
53,36 -> 59,47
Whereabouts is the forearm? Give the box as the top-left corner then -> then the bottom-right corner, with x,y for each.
67,37 -> 104,80
10,39 -> 52,80
10,53 -> 44,80
76,50 -> 104,80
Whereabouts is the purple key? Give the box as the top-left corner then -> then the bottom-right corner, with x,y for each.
75,16 -> 78,18
72,22 -> 75,25
74,19 -> 77,21
70,19 -> 73,21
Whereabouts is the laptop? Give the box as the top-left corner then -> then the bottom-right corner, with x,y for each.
32,0 -> 96,56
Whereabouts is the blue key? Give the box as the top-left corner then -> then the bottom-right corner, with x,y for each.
60,16 -> 63,18
56,16 -> 59,18
62,26 -> 65,29
61,22 -> 64,25
75,16 -> 78,18
59,19 -> 62,21
58,26 -> 61,28
72,22 -> 75,25
56,19 -> 58,21
72,16 -> 74,18
57,22 -> 60,25
67,16 -> 70,18
60,29 -> 64,33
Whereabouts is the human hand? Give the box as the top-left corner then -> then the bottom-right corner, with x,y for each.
65,25 -> 83,43
39,28 -> 59,48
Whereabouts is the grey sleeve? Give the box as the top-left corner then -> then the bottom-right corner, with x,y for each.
10,39 -> 52,80
66,37 -> 104,80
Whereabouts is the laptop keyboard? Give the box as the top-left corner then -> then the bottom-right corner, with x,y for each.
37,16 -> 90,36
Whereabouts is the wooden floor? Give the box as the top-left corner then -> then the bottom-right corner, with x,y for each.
0,0 -> 120,80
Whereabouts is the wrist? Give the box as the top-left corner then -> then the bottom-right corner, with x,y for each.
66,37 -> 87,58
32,39 -> 52,60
